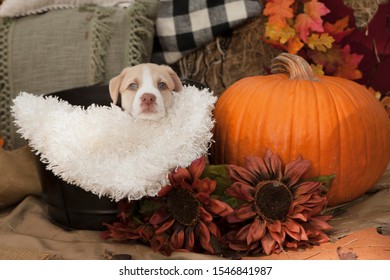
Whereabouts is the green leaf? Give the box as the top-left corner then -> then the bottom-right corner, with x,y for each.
201,164 -> 232,196
139,199 -> 165,215
220,195 -> 240,209
306,174 -> 336,194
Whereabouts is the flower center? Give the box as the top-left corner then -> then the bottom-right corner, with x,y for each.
167,188 -> 201,226
254,180 -> 293,222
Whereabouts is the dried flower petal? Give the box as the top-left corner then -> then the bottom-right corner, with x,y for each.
293,181 -> 322,196
308,216 -> 333,231
230,203 -> 257,222
158,185 -> 173,197
283,218 -> 301,233
264,149 -> 283,180
207,198 -> 233,216
228,165 -> 258,184
225,182 -> 255,202
170,168 -> 191,185
197,221 -> 214,253
150,234 -> 172,256
188,156 -> 206,180
150,209 -> 171,225
199,206 -> 213,223
236,223 -> 251,241
283,155 -> 311,187
155,218 -> 175,235
194,177 -> 217,195
247,219 -> 266,244
185,227 -> 195,250
261,233 -> 277,255
171,228 -> 185,249
245,156 -> 270,180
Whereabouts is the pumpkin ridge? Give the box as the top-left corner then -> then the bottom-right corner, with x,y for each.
235,81 -> 258,165
219,83 -> 238,164
327,78 -> 370,179
309,79 -> 322,176
264,77 -> 298,164
324,79 -> 356,202
326,78 -> 375,153
259,77 -> 290,148
287,79 -> 297,162
315,78 -> 343,202
288,78 -> 308,162
323,77 -> 388,201
221,80 -> 253,164
237,80 -> 263,164
241,77 -> 280,165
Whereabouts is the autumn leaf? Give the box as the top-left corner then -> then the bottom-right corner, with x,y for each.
0,137 -> 4,148
308,45 -> 344,73
308,44 -> 363,80
294,0 -> 330,41
377,225 -> 390,236
294,14 -> 312,42
336,247 -> 358,260
265,22 -> 296,44
307,33 -> 335,52
366,86 -> 381,100
335,45 -> 363,80
263,0 -> 294,28
311,64 -> 325,76
304,0 -> 330,23
323,16 -> 354,43
286,35 -> 304,54
381,96 -> 390,119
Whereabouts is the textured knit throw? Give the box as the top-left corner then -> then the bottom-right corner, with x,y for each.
0,0 -> 159,150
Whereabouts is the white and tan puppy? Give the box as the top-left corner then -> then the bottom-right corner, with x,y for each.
109,63 -> 183,120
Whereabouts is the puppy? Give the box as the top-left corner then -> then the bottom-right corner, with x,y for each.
109,63 -> 183,120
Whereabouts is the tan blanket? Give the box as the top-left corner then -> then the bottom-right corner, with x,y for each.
0,187 -> 389,260
0,146 -> 389,260
0,196 -> 223,260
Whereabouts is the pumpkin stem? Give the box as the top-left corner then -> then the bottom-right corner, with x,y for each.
271,53 -> 319,81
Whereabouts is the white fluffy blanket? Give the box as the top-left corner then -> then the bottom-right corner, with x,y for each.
12,86 -> 217,201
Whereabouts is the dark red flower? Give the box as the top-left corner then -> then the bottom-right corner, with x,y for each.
149,156 -> 233,255
100,200 -> 154,243
224,149 -> 332,255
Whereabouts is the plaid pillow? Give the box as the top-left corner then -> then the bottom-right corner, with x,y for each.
152,0 -> 262,64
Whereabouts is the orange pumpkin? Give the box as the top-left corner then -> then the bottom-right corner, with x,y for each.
211,53 -> 390,206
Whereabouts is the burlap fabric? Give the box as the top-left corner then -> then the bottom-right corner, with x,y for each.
0,163 -> 388,259
343,0 -> 388,28
0,246 -> 54,260
0,146 -> 41,210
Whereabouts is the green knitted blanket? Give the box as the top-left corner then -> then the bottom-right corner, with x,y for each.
0,0 -> 159,150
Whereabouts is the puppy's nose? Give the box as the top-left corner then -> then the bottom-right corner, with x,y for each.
140,93 -> 156,105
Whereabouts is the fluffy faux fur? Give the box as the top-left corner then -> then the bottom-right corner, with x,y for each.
12,86 -> 217,201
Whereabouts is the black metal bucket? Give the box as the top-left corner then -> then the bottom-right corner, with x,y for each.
39,85 -> 119,231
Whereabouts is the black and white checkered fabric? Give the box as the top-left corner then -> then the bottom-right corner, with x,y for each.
151,0 -> 263,64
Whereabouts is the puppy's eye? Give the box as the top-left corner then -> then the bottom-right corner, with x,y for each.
158,82 -> 168,90
128,83 -> 138,90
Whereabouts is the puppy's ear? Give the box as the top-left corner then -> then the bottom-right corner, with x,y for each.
163,65 -> 183,93
109,72 -> 124,104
